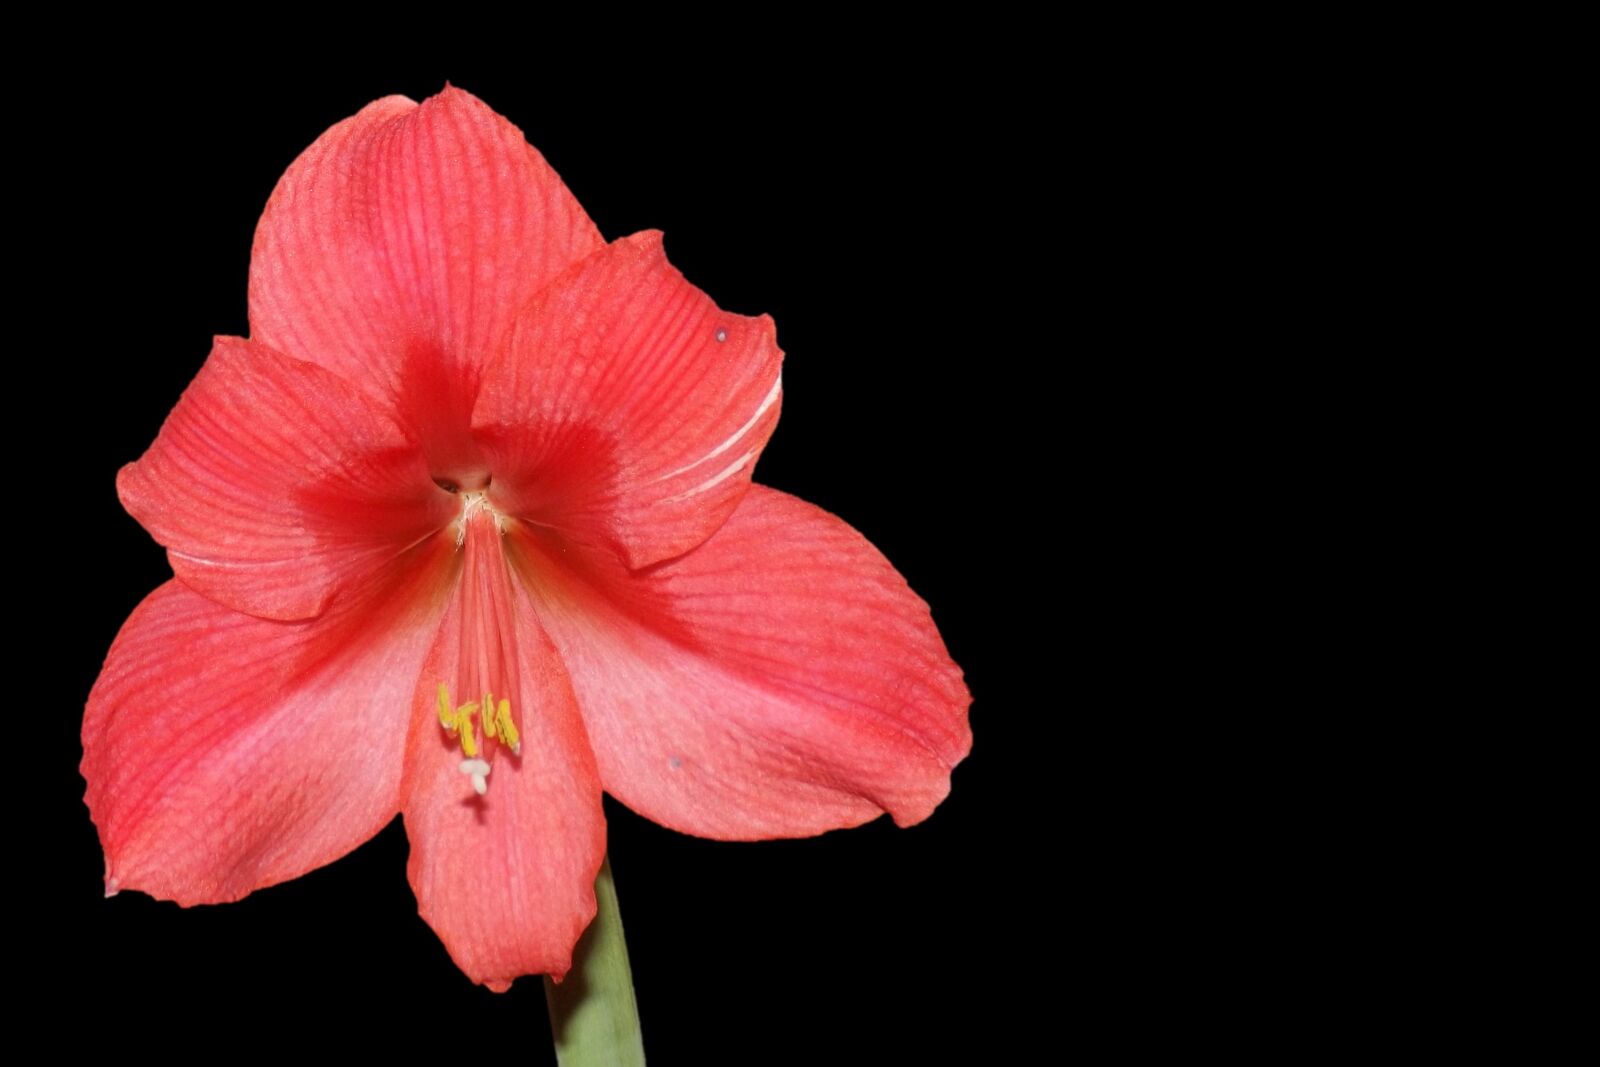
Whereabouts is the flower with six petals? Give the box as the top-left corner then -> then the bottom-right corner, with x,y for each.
82,87 -> 971,991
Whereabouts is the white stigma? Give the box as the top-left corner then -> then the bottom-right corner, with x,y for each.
460,758 -> 491,796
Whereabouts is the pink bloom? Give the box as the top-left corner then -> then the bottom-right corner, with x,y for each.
82,87 -> 971,991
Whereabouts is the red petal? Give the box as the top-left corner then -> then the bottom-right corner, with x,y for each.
474,230 -> 784,569
82,559 -> 449,904
248,87 -> 603,469
525,486 -> 971,839
402,558 -> 605,991
117,337 -> 454,621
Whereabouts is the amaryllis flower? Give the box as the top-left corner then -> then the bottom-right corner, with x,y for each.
81,86 -> 971,991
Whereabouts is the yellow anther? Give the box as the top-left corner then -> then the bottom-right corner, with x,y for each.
495,699 -> 520,752
436,684 -> 511,760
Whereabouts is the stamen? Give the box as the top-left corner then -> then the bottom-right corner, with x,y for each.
457,703 -> 480,758
436,684 -> 495,761
495,699 -> 521,755
432,495 -> 526,796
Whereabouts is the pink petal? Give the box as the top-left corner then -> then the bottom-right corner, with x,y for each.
524,485 -> 972,839
474,230 -> 784,569
117,336 -> 454,621
82,558 -> 449,904
401,542 -> 605,991
248,86 -> 604,473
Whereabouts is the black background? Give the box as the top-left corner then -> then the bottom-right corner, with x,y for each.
38,63 -> 1030,1062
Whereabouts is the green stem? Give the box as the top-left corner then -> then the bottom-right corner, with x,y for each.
545,856 -> 646,1066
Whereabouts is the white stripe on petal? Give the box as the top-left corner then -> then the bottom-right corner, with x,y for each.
656,377 -> 781,482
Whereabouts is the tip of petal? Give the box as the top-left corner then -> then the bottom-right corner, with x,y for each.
113,460 -> 141,514
429,83 -> 469,106
423,84 -> 501,124
633,227 -> 666,248
610,228 -> 668,263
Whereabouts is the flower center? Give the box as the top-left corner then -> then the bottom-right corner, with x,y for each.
436,491 -> 523,796
452,490 -> 504,544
